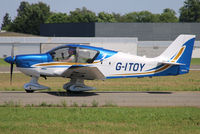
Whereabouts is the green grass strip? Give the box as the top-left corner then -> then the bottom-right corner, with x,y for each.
191,58 -> 200,65
0,107 -> 200,134
0,58 -> 9,66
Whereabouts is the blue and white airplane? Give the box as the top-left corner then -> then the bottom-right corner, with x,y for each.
4,34 -> 195,93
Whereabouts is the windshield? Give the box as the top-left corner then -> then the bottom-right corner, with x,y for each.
49,46 -> 99,63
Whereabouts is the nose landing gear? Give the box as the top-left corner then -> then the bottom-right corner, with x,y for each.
24,77 -> 50,93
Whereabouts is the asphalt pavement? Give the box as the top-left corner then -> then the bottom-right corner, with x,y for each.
0,91 -> 200,107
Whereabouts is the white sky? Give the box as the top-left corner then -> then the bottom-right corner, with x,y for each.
0,0 -> 185,27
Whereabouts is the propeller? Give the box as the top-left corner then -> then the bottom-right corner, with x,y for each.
10,61 -> 14,84
10,45 -> 14,84
4,45 -> 16,85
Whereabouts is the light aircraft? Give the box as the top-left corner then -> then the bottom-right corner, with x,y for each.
4,34 -> 195,93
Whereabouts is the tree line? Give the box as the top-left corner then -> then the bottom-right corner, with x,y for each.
1,0 -> 200,35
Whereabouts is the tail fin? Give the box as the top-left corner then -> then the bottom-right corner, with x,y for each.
158,34 -> 195,74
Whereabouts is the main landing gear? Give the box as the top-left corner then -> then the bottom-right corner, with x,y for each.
63,78 -> 96,92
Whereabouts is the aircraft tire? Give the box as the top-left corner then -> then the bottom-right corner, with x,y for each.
25,90 -> 34,93
66,90 -> 75,94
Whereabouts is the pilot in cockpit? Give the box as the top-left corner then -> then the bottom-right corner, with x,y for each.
62,47 -> 77,62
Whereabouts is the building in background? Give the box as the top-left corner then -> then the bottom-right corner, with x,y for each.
0,23 -> 200,58
40,23 -> 200,58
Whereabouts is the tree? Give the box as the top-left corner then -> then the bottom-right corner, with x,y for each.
179,0 -> 200,22
112,13 -> 124,22
10,1 -> 50,35
159,8 -> 178,22
1,13 -> 12,30
46,13 -> 69,23
123,12 -> 138,22
123,11 -> 160,22
17,1 -> 30,16
68,7 -> 97,23
137,11 -> 161,22
97,12 -> 116,22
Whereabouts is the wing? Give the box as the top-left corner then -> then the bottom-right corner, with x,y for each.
61,65 -> 105,80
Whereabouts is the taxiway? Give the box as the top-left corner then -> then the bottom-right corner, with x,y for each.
0,91 -> 200,107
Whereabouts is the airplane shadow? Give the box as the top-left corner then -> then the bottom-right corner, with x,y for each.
95,91 -> 172,94
43,91 -> 98,97
43,91 -> 172,97
0,91 -> 172,96
146,91 -> 172,94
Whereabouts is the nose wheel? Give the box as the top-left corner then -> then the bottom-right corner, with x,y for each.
24,77 -> 50,93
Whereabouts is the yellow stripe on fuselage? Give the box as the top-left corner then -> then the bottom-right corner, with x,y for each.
113,64 -> 171,76
35,62 -> 89,66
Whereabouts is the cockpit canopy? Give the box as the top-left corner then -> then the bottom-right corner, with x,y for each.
48,45 -> 99,63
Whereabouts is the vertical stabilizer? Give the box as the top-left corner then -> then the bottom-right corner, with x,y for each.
158,34 -> 195,74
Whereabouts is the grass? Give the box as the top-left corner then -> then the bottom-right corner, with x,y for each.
0,58 -> 9,66
191,58 -> 200,65
0,107 -> 199,134
91,100 -> 99,107
0,70 -> 200,91
0,100 -> 115,108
